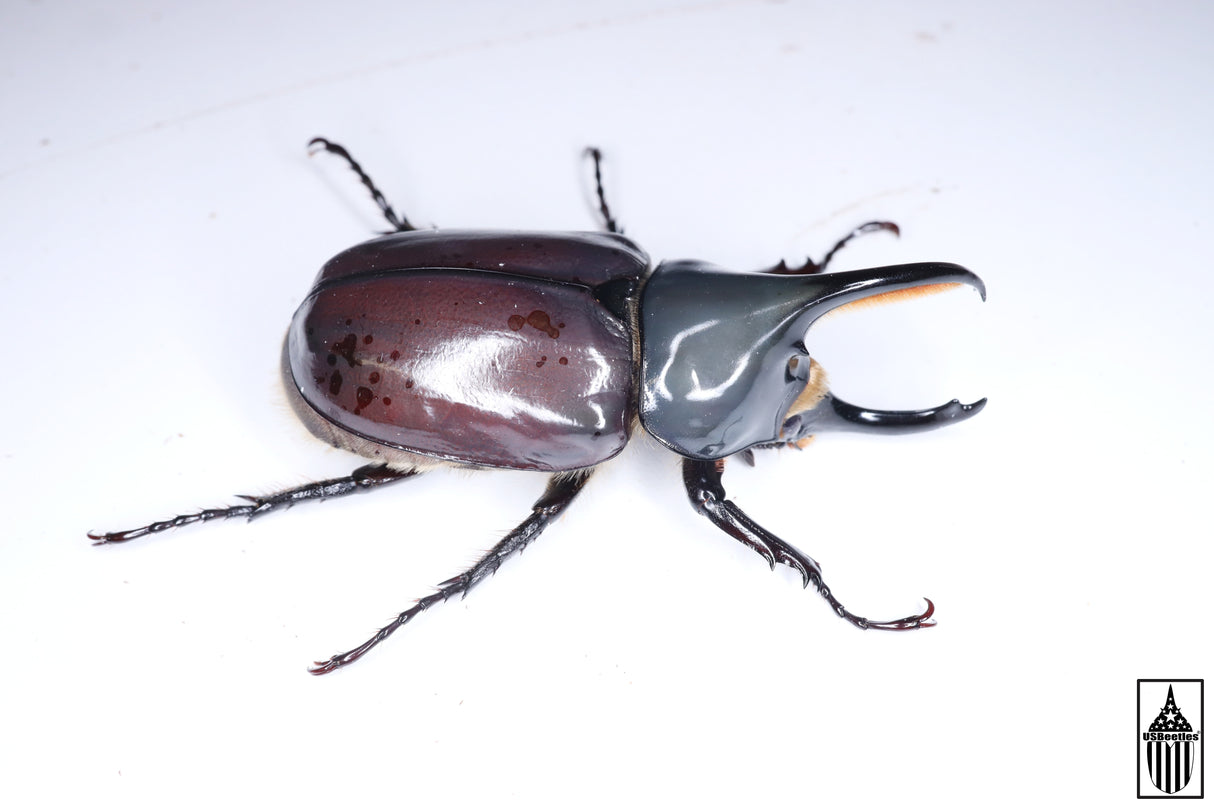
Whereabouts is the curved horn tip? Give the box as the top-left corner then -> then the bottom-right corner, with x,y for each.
969,274 -> 987,302
957,397 -> 987,416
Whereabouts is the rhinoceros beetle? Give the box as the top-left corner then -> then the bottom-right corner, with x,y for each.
91,138 -> 986,674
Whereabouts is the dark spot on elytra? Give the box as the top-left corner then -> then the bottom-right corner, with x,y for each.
382,396 -> 392,406
414,319 -> 421,325
526,310 -> 559,339
329,370 -> 343,395
405,380 -> 414,388
363,334 -> 373,345
390,350 -> 401,361
369,371 -> 381,384
345,318 -> 353,326
536,355 -> 547,368
331,334 -> 359,367
508,314 -> 525,331
356,386 -> 374,410
558,357 -> 568,365
326,354 -> 337,366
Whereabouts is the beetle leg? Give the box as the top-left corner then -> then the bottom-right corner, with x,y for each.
308,469 -> 594,675
584,147 -> 621,234
681,458 -> 935,632
762,221 -> 900,275
88,464 -> 419,544
308,137 -> 416,233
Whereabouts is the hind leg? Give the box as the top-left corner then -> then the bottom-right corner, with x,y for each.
309,469 -> 594,674
89,464 -> 421,544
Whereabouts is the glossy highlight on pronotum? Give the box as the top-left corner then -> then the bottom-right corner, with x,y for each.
90,138 -> 987,674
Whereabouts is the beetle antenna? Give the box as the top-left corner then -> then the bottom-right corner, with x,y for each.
763,220 -> 900,275
584,147 -> 621,234
309,137 -> 416,233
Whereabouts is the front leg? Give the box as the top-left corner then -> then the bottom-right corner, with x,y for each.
761,220 -> 900,275
681,458 -> 934,631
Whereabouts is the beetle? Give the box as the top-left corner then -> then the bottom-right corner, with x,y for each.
91,138 -> 986,674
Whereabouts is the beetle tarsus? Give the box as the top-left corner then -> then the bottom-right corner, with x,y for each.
584,147 -> 621,234
858,598 -> 936,631
309,137 -> 416,233
308,469 -> 594,675
88,463 -> 419,544
682,458 -> 935,632
763,220 -> 900,275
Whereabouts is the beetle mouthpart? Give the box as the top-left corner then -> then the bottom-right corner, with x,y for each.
785,357 -> 830,419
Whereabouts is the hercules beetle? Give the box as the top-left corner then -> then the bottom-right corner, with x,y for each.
91,138 -> 986,674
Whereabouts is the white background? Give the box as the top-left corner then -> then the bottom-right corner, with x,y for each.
2,1 -> 1211,806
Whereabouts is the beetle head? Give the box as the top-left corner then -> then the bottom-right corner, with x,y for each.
638,260 -> 986,460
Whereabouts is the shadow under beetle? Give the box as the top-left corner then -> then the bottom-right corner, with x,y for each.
91,138 -> 986,674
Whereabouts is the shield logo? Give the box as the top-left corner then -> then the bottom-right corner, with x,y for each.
1145,684 -> 1197,795
1148,740 -> 1195,794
